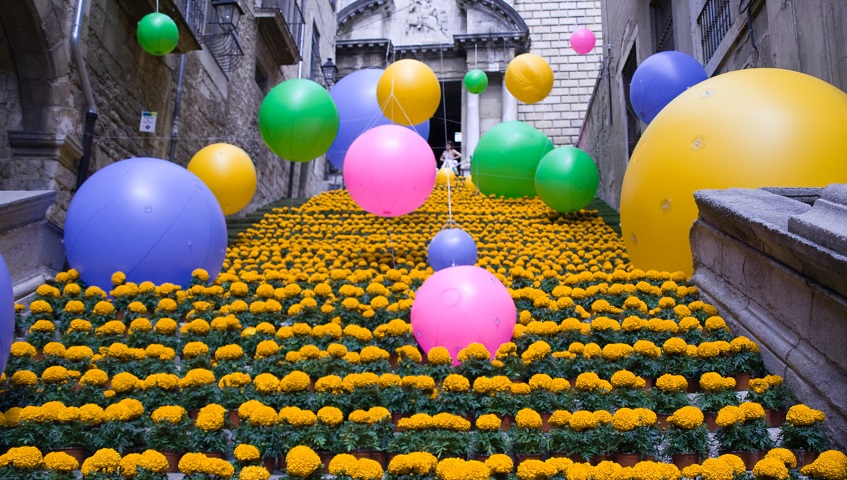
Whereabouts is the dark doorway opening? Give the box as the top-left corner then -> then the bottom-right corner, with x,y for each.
429,80 -> 462,168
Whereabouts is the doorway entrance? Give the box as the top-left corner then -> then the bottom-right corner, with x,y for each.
429,80 -> 462,168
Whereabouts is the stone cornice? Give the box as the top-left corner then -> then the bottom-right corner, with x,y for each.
338,0 -> 395,27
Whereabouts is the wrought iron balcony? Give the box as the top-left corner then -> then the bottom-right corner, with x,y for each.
256,0 -> 305,65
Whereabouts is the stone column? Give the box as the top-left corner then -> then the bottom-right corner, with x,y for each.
466,91 -> 480,167
502,78 -> 518,121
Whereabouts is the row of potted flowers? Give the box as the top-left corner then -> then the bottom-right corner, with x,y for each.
2,442 -> 846,480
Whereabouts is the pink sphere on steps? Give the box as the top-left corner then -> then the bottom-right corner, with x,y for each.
410,266 -> 516,365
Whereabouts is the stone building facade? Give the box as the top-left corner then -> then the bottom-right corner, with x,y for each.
0,0 -> 338,228
579,0 -> 847,209
334,0 -> 601,163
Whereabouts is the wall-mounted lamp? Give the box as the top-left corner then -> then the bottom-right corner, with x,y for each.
321,58 -> 338,87
203,0 -> 245,72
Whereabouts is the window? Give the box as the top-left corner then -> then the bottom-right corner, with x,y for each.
621,46 -> 641,157
651,0 -> 674,52
309,24 -> 323,85
698,0 -> 731,64
255,65 -> 268,93
179,0 -> 209,35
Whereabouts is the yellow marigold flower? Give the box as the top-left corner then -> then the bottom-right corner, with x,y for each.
80,369 -> 109,386
668,406 -> 704,430
800,450 -> 847,479
739,401 -> 766,421
718,454 -> 747,475
196,404 -> 226,431
10,341 -> 37,358
182,341 -> 210,358
29,319 -> 56,333
427,346 -> 452,365
752,457 -> 789,480
41,365 -> 70,384
29,300 -> 53,314
516,408 -> 543,429
715,405 -> 745,428
286,446 -> 321,478
138,450 -> 169,474
67,319 -> 92,332
44,451 -> 79,472
215,344 -> 244,361
486,454 -> 513,474
476,414 -> 502,431
785,404 -> 825,426
516,458 -> 556,480
234,443 -> 262,462
765,448 -> 797,469
568,410 -> 597,431
442,374 -> 471,393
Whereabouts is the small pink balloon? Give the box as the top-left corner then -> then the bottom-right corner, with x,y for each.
410,265 -> 517,366
570,27 -> 597,55
343,124 -> 437,217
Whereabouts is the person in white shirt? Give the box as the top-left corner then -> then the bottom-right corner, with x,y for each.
440,141 -> 462,174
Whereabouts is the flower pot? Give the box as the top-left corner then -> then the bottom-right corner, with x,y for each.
498,414 -> 515,431
733,374 -> 751,391
723,450 -> 764,471
685,377 -> 700,393
162,451 -> 182,473
514,454 -> 543,465
656,413 -> 670,430
672,452 -> 700,469
389,353 -> 399,369
277,454 -> 287,473
612,453 -> 641,467
227,409 -> 240,427
642,377 -> 654,391
793,449 -> 818,468
540,412 -> 552,432
392,412 -> 406,431
204,451 -> 226,459
567,453 -> 587,464
57,447 -> 88,466
765,408 -> 785,427
703,411 -> 719,431
472,454 -> 491,463
263,456 -> 276,473
318,451 -> 335,474
589,454 -> 612,465
188,409 -> 200,420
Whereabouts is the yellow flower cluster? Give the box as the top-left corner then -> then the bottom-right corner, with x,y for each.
668,406 -> 704,430
699,372 -> 736,392
457,343 -> 492,362
436,457 -> 490,480
285,446 -> 321,478
179,452 -> 235,478
388,452 -> 439,475
800,450 -> 847,480
785,404 -> 826,427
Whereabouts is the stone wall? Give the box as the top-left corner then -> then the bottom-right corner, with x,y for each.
512,0 -> 602,147
0,0 -> 336,231
690,186 -> 847,449
580,0 -> 847,210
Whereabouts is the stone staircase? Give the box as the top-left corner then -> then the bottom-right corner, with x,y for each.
0,190 -> 66,302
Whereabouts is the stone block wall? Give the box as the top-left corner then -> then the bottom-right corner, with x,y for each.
690,187 -> 847,449
513,0 -> 602,147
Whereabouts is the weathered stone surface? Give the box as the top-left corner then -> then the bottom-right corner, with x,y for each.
788,184 -> 847,256
691,187 -> 847,449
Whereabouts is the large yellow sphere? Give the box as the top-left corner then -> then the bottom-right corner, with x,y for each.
376,59 -> 441,126
436,167 -> 456,185
505,53 -> 554,104
465,175 -> 478,192
187,143 -> 257,216
621,68 -> 847,275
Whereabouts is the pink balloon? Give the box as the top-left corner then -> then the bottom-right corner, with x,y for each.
570,27 -> 596,55
410,266 -> 516,366
343,124 -> 436,217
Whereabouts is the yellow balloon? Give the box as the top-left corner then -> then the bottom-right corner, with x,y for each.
436,167 -> 456,185
376,59 -> 441,126
621,68 -> 847,276
505,53 -> 554,104
465,175 -> 478,192
187,143 -> 257,216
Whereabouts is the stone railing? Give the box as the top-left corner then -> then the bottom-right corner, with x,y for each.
690,184 -> 847,450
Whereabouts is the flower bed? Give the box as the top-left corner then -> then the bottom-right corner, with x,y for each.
1,185 -> 846,479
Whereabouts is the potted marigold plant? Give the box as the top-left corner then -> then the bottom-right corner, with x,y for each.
433,374 -> 478,414
312,406 -> 344,453
653,374 -> 691,418
282,446 -> 323,480
547,409 -> 601,462
747,375 -> 791,426
715,402 -> 775,469
336,407 -> 393,454
470,414 -> 508,457
187,404 -> 230,456
697,372 -> 740,428
419,347 -> 455,380
178,368 -> 221,411
779,404 -> 829,457
234,401 -> 281,463
509,409 -> 548,458
146,405 -> 192,455
609,408 -> 660,465
0,446 -> 47,480
456,344 -> 496,380
493,342 -> 526,380
609,370 -> 653,410
89,398 -> 146,453
663,406 -> 711,468
178,452 -> 235,479
44,450 -> 82,480
476,375 -> 517,418
572,372 -> 613,412
277,406 -> 322,452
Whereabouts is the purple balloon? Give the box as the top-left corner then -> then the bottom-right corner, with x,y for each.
327,69 -> 429,170
428,228 -> 477,271
64,157 -> 227,291
0,252 -> 13,374
630,51 -> 708,124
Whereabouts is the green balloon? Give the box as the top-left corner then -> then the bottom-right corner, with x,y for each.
137,12 -> 179,56
464,69 -> 489,94
534,146 -> 599,212
258,79 -> 340,162
471,121 -> 553,198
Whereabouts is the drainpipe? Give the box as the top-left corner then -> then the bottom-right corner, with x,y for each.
169,5 -> 190,161
71,0 -> 98,189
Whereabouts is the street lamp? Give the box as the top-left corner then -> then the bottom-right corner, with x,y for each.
321,58 -> 338,87
210,0 -> 243,32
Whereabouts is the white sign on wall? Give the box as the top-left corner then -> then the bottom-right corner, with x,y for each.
140,111 -> 157,132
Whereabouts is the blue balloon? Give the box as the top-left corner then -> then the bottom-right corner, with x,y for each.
327,69 -> 429,170
427,228 -> 477,271
0,252 -> 13,374
630,51 -> 708,124
64,157 -> 227,291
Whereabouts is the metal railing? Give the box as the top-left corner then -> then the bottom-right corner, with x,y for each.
179,0 -> 208,35
698,0 -> 731,64
262,0 -> 306,54
651,0 -> 674,52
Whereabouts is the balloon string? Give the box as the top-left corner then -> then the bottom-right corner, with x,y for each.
156,0 -> 159,12
388,227 -> 397,269
447,172 -> 454,224
474,44 -> 478,69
